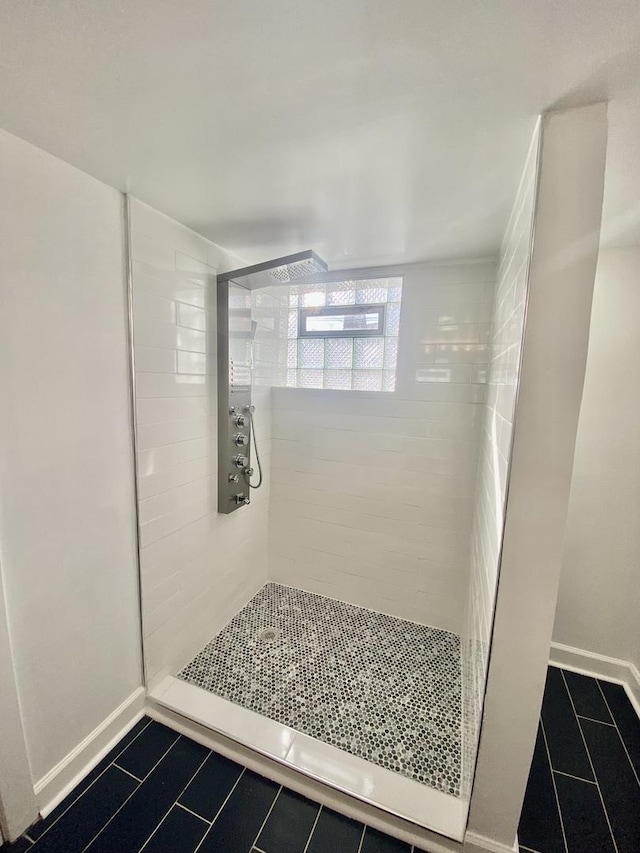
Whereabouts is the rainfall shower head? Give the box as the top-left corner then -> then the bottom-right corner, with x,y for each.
217,249 -> 328,289
266,251 -> 327,283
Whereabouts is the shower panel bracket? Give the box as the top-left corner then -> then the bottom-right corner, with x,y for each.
217,249 -> 328,514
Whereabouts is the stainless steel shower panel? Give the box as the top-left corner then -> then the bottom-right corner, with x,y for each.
217,249 -> 328,514
217,279 -> 253,513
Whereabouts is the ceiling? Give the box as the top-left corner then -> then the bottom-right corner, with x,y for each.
1,0 -> 639,266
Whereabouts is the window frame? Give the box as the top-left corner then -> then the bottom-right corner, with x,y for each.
298,303 -> 386,339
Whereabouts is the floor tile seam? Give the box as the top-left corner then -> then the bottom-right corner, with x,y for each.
561,671 -> 614,726
551,769 -> 597,785
135,730 -> 182,783
113,763 -> 143,782
300,803 -> 323,853
539,718 -> 569,853
27,718 -> 153,845
575,714 -> 614,727
249,783 -> 284,851
175,802 -> 212,825
595,679 -> 640,789
136,747 -> 212,853
77,732 -> 183,853
192,767 -> 247,853
560,670 -> 619,853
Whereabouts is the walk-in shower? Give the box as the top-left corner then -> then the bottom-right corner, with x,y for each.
217,251 -> 327,512
126,176 -> 536,844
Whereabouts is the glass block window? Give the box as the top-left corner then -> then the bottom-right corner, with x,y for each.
286,277 -> 402,392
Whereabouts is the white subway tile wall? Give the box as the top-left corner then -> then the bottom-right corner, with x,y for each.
461,129 -> 540,795
129,199 -> 280,687
269,261 -> 497,634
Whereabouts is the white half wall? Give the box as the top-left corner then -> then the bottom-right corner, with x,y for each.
467,103 -> 608,850
553,247 -> 640,673
0,129 -> 143,784
269,261 -> 496,633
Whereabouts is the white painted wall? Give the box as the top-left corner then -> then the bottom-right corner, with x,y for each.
467,103 -> 607,852
553,247 -> 640,673
0,129 -> 142,783
129,200 -> 275,687
269,261 -> 496,633
461,127 -> 539,796
0,558 -> 38,839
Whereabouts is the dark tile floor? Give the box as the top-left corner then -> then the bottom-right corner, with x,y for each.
5,716 -> 425,852
3,666 -> 638,853
518,666 -> 640,853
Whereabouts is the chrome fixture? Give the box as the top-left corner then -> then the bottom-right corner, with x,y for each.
217,250 -> 327,290
217,249 -> 328,513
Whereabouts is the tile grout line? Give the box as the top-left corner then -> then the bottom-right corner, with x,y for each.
301,804 -> 323,853
355,823 -> 367,853
595,679 -> 640,789
78,731 -> 182,853
175,802 -> 212,825
136,746 -> 213,853
576,714 -> 615,727
552,769 -> 597,785
560,669 -> 619,853
27,717 -> 153,845
248,785 -> 284,851
112,763 -> 143,782
192,767 -> 247,853
539,718 -> 569,853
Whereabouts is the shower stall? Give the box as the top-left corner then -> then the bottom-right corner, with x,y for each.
125,129 -> 538,844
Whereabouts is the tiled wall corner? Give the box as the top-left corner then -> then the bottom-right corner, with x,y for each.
268,261 -> 497,634
129,199 -> 272,688
460,127 -> 540,796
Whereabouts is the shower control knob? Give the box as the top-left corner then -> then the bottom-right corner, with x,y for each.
244,467 -> 254,477
234,414 -> 248,427
234,494 -> 250,505
243,405 -> 255,414
234,433 -> 249,446
228,473 -> 239,484
233,455 -> 249,469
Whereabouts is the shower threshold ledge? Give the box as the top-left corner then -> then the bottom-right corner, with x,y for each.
148,584 -> 467,841
149,676 -> 467,841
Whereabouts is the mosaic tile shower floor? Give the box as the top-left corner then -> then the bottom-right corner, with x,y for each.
178,583 -> 462,796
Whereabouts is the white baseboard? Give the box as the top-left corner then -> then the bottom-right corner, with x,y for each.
549,642 -> 640,718
34,687 -> 146,817
463,830 -> 518,853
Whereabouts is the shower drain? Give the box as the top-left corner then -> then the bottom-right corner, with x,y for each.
258,627 -> 280,642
